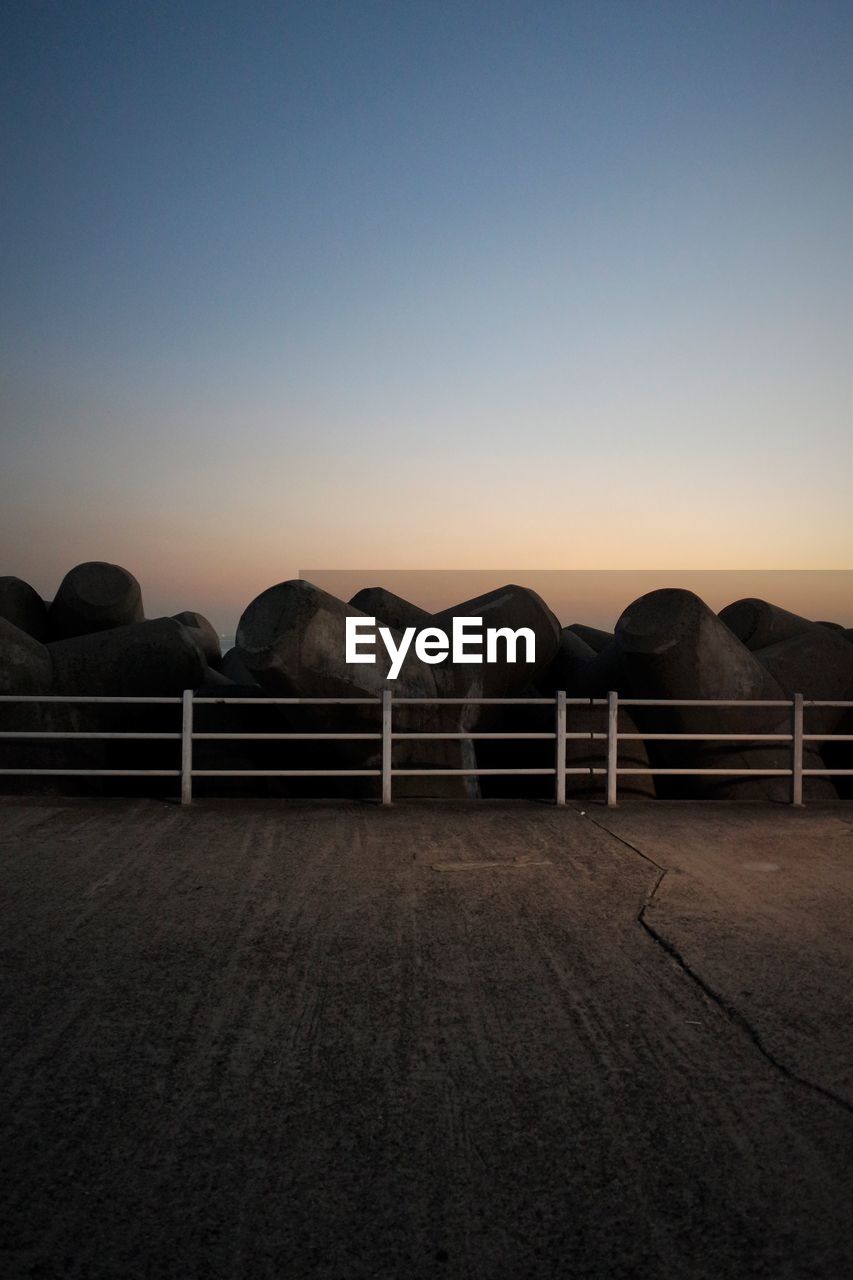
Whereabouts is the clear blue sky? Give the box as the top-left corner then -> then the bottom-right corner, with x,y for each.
2,1 -> 851,629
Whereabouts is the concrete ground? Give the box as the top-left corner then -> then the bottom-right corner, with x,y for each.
0,797 -> 851,1279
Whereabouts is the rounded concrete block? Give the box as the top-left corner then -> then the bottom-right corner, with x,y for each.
48,562 -> 144,640
0,577 -> 48,641
361,735 -> 480,799
198,665 -> 233,687
564,704 -> 656,800
474,694 -> 657,801
0,617 -> 53,694
189,683 -> 300,798
538,630 -> 597,694
620,590 -> 783,698
616,589 -> 831,799
572,641 -> 627,698
172,611 -> 222,668
822,706 -> 853,798
538,632 -> 626,699
236,579 -> 439,701
236,580 -> 478,796
567,624 -> 614,654
718,598 -> 816,650
0,620 -> 100,791
434,584 -> 561,702
220,647 -> 261,687
540,632 -> 594,691
48,617 -> 205,695
349,588 -> 433,632
753,628 -> 853,737
0,696 -> 103,795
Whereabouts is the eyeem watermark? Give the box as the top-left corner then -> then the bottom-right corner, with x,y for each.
345,616 -> 536,680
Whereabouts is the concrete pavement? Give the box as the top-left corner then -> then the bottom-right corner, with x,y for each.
0,798 -> 851,1279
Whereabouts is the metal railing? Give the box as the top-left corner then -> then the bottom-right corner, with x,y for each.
0,690 -> 850,806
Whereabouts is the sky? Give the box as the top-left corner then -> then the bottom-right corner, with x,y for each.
2,0 -> 851,632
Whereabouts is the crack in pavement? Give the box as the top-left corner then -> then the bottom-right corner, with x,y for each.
581,810 -> 853,1121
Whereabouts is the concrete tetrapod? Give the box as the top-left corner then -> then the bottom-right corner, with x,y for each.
49,617 -> 205,696
431,585 -> 561,795
564,703 -> 656,801
0,577 -> 48,642
718,598 -> 817,651
349,588 -> 485,795
350,585 -> 562,793
754,627 -> 853,799
433,584 -> 561,703
48,562 -> 144,640
236,580 -> 440,701
472,689 -> 657,801
0,617 -> 53,695
509,624 -> 640,800
33,619 -> 207,793
348,586 -> 482,797
349,587 -> 433,633
350,585 -> 563,792
753,626 -> 853,742
571,641 -> 626,699
566,623 -> 614,654
615,589 -> 833,800
236,580 -> 475,797
172,611 -> 222,668
220,647 -> 260,687
538,630 -> 597,693
0,619 -> 104,792
822,704 -> 853,799
538,631 -> 626,700
191,681 -> 312,799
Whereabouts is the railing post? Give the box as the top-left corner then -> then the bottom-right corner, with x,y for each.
381,688 -> 392,806
181,688 -> 193,806
555,690 -> 566,806
606,690 -> 618,807
791,692 -> 803,807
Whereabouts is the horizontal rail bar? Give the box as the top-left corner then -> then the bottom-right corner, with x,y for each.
390,768 -> 662,776
0,732 -> 181,740
191,732 -> 382,740
391,732 -> 558,740
0,695 -> 182,704
3,695 -> 852,709
616,733 -> 792,741
1,730 -> 841,744
392,768 -> 558,776
391,697 -> 558,705
192,697 -> 380,705
615,768 -> 793,776
0,769 -> 181,776
191,769 -> 382,777
618,698 -> 794,707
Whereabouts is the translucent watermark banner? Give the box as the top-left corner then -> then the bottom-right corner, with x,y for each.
299,570 -> 853,630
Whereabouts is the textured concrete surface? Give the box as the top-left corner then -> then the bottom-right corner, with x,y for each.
589,804 -> 853,1109
0,799 -> 851,1279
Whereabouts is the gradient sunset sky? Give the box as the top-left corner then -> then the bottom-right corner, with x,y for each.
2,1 -> 851,631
